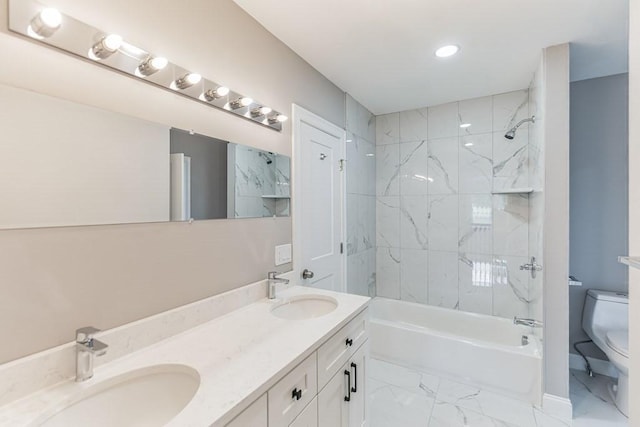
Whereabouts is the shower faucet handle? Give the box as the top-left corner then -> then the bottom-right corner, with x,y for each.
520,256 -> 542,278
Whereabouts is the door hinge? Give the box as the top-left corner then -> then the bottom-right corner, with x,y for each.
340,242 -> 344,254
339,159 -> 345,171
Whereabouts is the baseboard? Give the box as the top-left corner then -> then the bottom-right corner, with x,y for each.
542,393 -> 573,423
569,352 -> 618,378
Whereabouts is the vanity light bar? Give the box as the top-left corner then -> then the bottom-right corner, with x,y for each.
7,0 -> 288,131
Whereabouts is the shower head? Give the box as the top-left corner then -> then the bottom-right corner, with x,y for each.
504,115 -> 535,140
258,152 -> 273,164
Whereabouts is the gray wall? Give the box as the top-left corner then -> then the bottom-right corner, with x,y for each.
170,129 -> 228,220
569,73 -> 629,359
0,0 -> 342,363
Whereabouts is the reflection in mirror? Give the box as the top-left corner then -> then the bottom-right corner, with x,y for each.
169,129 -> 290,221
0,83 -> 290,230
0,83 -> 170,230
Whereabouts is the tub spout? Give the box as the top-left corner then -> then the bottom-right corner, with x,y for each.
514,317 -> 543,328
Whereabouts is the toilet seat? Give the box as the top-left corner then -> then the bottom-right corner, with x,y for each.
606,330 -> 628,358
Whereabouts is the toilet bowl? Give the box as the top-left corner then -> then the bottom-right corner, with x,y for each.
582,290 -> 629,417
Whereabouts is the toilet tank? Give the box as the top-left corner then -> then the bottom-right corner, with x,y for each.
582,290 -> 628,339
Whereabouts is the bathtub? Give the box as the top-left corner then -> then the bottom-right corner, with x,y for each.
370,297 -> 542,405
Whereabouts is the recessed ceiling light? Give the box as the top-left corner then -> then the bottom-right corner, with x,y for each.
435,45 -> 460,58
460,123 -> 471,128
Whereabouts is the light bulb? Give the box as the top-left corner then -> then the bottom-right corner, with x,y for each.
103,34 -> 122,51
251,106 -> 273,118
230,97 -> 253,109
174,73 -> 201,90
203,86 -> 230,101
28,8 -> 62,38
137,56 -> 168,76
435,45 -> 460,58
90,34 -> 123,59
268,114 -> 288,124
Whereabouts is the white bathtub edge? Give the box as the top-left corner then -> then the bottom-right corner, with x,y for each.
542,393 -> 573,423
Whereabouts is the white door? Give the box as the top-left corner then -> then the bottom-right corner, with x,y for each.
293,105 -> 346,292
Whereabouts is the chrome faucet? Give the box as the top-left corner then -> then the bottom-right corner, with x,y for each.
267,271 -> 290,299
513,317 -> 543,328
75,327 -> 108,382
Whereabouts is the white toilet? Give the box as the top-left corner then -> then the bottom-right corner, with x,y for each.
582,289 -> 629,417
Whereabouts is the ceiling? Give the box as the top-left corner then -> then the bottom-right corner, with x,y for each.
233,0 -> 628,115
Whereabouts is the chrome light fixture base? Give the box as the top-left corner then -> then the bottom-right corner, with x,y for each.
8,0 -> 287,131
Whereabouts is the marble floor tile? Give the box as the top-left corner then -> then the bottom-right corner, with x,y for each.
367,360 -> 627,427
434,378 -> 537,427
369,359 -> 440,398
429,401 -> 519,427
570,370 -> 628,426
370,378 -> 435,427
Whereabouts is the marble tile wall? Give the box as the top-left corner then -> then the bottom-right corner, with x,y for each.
375,89 -> 536,319
233,145 -> 290,218
345,94 -> 376,297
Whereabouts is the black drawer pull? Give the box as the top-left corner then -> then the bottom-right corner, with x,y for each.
345,338 -> 353,347
291,388 -> 302,401
350,362 -> 358,393
344,370 -> 351,402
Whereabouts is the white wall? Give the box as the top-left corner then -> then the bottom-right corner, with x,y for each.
0,0 -> 344,363
627,0 -> 639,424
541,43 -> 571,400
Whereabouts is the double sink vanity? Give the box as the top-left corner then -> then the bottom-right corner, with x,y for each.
0,281 -> 370,426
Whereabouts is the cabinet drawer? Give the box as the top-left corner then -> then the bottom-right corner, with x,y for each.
269,353 -> 318,427
317,308 -> 368,389
289,397 -> 318,427
225,393 -> 267,427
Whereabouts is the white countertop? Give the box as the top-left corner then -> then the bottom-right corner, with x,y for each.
0,286 -> 370,426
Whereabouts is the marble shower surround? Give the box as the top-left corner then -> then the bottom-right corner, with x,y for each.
375,90 -> 535,319
345,94 -> 377,297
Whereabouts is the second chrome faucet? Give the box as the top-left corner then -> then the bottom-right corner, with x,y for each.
76,326 -> 108,382
267,271 -> 290,299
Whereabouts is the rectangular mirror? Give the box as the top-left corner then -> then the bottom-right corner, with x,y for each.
0,83 -> 290,230
169,129 -> 291,220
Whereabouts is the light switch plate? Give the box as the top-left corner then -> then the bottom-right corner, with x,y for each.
275,244 -> 292,266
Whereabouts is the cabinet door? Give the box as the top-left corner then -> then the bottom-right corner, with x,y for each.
318,363 -> 350,427
225,393 -> 267,427
317,309 -> 369,388
269,353 -> 318,426
348,341 -> 368,427
289,397 -> 318,427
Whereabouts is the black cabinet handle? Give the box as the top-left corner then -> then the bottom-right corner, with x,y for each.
291,388 -> 302,401
350,362 -> 358,393
345,338 -> 353,347
344,370 -> 351,402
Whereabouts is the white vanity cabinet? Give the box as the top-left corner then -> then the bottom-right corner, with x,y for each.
225,393 -> 268,427
224,308 -> 368,427
318,342 -> 368,427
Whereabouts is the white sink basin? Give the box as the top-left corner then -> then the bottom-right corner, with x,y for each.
271,295 -> 338,320
33,364 -> 200,427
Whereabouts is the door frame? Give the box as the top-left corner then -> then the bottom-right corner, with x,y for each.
292,104 -> 347,292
